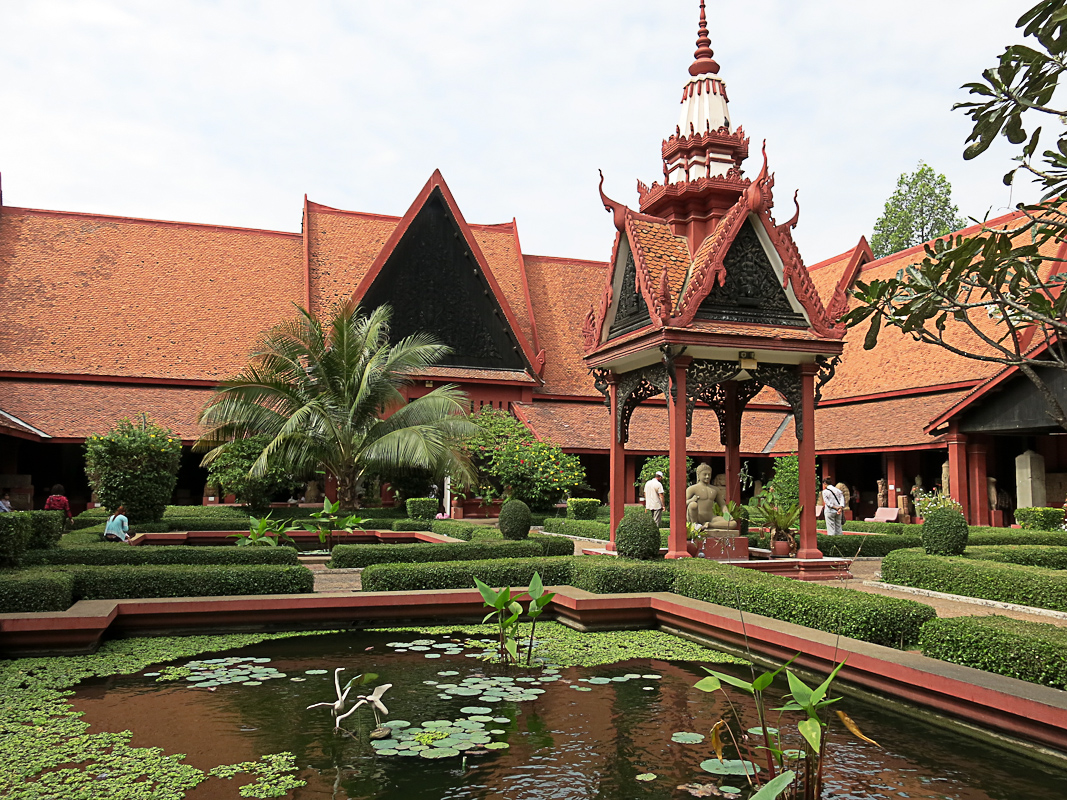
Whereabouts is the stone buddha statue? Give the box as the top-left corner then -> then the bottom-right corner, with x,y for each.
686,463 -> 737,531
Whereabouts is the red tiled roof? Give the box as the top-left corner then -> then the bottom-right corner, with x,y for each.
524,255 -> 609,396
627,215 -> 691,298
470,224 -> 537,354
807,247 -> 856,308
0,207 -> 304,381
0,380 -> 214,440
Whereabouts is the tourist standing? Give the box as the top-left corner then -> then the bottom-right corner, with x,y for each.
822,478 -> 845,536
104,505 -> 130,543
44,484 -> 73,527
0,491 -> 12,512
643,471 -> 666,527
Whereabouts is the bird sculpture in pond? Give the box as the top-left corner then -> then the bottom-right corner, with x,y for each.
306,667 -> 391,730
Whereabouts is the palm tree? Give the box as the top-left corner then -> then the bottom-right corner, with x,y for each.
196,303 -> 478,510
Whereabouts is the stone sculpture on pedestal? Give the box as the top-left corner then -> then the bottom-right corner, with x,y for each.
877,478 -> 888,509
686,463 -> 737,531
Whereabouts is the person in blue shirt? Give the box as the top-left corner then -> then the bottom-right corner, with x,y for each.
104,505 -> 130,543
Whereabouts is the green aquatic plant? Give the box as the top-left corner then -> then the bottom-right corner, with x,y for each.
208,752 -> 304,799
525,571 -> 555,666
232,514 -> 295,547
473,577 -> 524,664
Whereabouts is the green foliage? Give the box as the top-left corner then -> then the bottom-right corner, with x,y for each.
966,544 -> 1067,569
881,547 -> 1067,611
0,568 -> 75,612
614,509 -> 661,560
566,498 -> 601,520
361,556 -> 575,592
569,558 -> 676,594
27,511 -> 65,550
635,455 -> 693,506
528,534 -> 575,557
912,491 -> 964,519
542,518 -> 611,539
405,497 -> 439,520
1014,506 -> 1065,530
292,497 -> 366,549
23,545 -> 300,567
84,416 -> 182,523
459,406 -> 586,510
203,434 -> 302,514
474,576 -> 525,664
391,518 -> 433,531
870,161 -> 966,258
329,540 -> 542,568
431,520 -> 476,540
672,560 -> 935,648
207,752 -> 305,799
0,512 -> 32,567
919,615 -> 1067,690
524,572 -> 556,664
921,506 -> 969,555
232,514 -> 296,547
196,304 -> 479,510
498,499 -> 532,540
768,455 -> 800,510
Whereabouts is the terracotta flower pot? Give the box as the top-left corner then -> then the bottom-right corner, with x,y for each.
772,539 -> 792,558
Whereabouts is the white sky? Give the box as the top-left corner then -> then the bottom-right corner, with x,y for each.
0,0 -> 1042,265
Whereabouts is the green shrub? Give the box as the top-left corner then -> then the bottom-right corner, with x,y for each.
969,529 -> 1067,547
203,434 -> 302,514
615,510 -> 661,560
966,545 -> 1067,570
921,507 -> 969,556
61,531 -> 105,546
635,455 -> 691,507
391,518 -> 433,532
0,569 -> 75,612
23,545 -> 300,567
49,563 -> 314,600
27,511 -> 65,550
361,556 -> 574,592
498,500 -> 532,540
542,518 -> 610,540
567,498 -> 601,520
768,454 -> 800,510
329,540 -> 542,569
671,560 -> 935,647
881,548 -> 1067,611
529,534 -> 575,558
431,520 -> 476,540
406,498 -> 439,520
919,616 -> 1067,689
570,558 -> 675,594
1014,507 -> 1065,531
84,417 -> 182,523
0,512 -> 33,567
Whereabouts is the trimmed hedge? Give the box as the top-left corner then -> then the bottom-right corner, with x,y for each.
751,529 -> 1067,559
671,560 -> 935,647
391,518 -> 434,532
330,540 -> 542,569
52,563 -> 314,600
966,545 -> 1067,570
28,511 -> 65,550
361,556 -> 575,592
0,512 -> 32,567
922,507 -> 968,556
530,534 -> 576,558
406,498 -> 439,520
615,510 -> 660,560
567,498 -> 601,520
0,568 -> 75,612
499,500 -> 532,540
569,558 -> 675,594
1014,507 -> 1065,531
881,548 -> 1067,611
23,545 -> 301,567
431,520 -> 476,540
919,616 -> 1067,690
542,518 -> 611,540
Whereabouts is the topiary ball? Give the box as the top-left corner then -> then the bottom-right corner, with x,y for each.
498,500 -> 532,540
615,509 -> 661,560
921,506 -> 969,556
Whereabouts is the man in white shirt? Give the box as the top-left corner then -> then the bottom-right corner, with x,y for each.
643,471 -> 665,527
822,477 -> 845,536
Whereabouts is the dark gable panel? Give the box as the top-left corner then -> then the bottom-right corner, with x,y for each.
960,367 -> 1067,434
607,249 -> 652,339
358,189 -> 527,370
696,219 -> 808,327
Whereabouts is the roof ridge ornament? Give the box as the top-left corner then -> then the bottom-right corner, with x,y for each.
598,169 -> 628,232
690,1 -> 720,76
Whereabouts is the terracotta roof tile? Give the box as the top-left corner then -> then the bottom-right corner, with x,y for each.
469,224 -> 537,353
0,207 -> 303,381
627,215 -> 691,298
410,366 -> 536,384
807,247 -> 856,308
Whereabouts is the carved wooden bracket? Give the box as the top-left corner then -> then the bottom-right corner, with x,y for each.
750,363 -> 804,441
615,364 -> 670,444
814,355 -> 840,406
590,368 -> 612,408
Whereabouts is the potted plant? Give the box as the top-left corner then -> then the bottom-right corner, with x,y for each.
751,493 -> 801,558
685,520 -> 706,557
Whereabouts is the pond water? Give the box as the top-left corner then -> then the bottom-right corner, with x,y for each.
71,630 -> 1067,799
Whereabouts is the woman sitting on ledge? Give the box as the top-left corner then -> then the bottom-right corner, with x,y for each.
104,505 -> 131,544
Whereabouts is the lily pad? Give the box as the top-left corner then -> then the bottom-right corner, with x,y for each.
420,747 -> 460,759
636,773 -> 657,781
289,677 -> 306,682
460,706 -> 492,715
720,787 -> 742,794
587,677 -> 611,685
746,726 -> 779,736
143,672 -> 161,677
437,671 -> 459,676
641,674 -> 661,679
470,715 -> 494,722
483,742 -> 509,750
699,759 -> 761,776
492,717 -> 509,724
424,653 -> 442,659
376,749 -> 399,756
572,686 -> 592,692
241,681 -> 262,686
423,720 -> 453,728
305,669 -> 328,675
672,732 -> 705,744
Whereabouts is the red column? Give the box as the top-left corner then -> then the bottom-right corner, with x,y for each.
886,453 -> 902,510
967,441 -> 991,527
797,363 -> 822,560
667,357 -> 692,559
624,456 -> 637,505
723,381 -> 741,505
946,427 -> 969,520
608,375 -> 625,551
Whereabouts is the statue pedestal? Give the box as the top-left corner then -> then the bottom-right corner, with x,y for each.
693,535 -> 749,562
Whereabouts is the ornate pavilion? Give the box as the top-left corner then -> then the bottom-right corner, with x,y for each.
1,3 -> 1065,527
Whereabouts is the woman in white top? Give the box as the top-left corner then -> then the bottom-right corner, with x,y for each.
104,505 -> 130,543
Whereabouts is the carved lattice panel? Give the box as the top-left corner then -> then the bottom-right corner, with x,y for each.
616,364 -> 670,444
607,250 -> 652,339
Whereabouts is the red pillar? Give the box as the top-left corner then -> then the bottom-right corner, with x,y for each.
967,441 -> 991,527
608,375 -> 625,551
797,363 -> 822,560
723,382 -> 742,505
946,427 -> 969,520
886,452 -> 903,510
624,456 -> 637,505
667,357 -> 692,559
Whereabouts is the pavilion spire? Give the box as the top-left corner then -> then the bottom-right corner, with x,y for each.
689,0 -> 720,76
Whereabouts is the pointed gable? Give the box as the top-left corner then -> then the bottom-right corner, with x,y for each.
353,172 -> 536,373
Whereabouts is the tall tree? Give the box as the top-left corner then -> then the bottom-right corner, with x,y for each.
845,0 -> 1067,430
870,161 -> 967,258
196,304 -> 478,510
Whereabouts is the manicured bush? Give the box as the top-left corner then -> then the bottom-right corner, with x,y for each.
391,518 -> 433,532
542,518 -> 610,540
966,545 -> 1067,570
529,534 -> 576,558
431,520 -> 476,540
361,556 -> 575,592
329,540 -> 542,569
570,558 -> 675,594
1014,507 -> 1065,531
921,506 -> 969,555
671,560 -> 935,647
766,529 -> 1067,560
27,511 -> 65,550
50,563 -> 314,600
61,531 -> 105,546
881,548 -> 1067,611
615,509 -> 661,560
406,497 -> 439,520
23,545 -> 300,567
0,512 -> 33,567
919,616 -> 1067,690
567,498 -> 601,520
0,569 -> 75,612
498,500 -> 532,540
203,434 -> 302,514
84,417 -> 183,523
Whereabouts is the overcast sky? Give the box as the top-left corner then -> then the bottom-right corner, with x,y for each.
0,0 -> 1041,265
